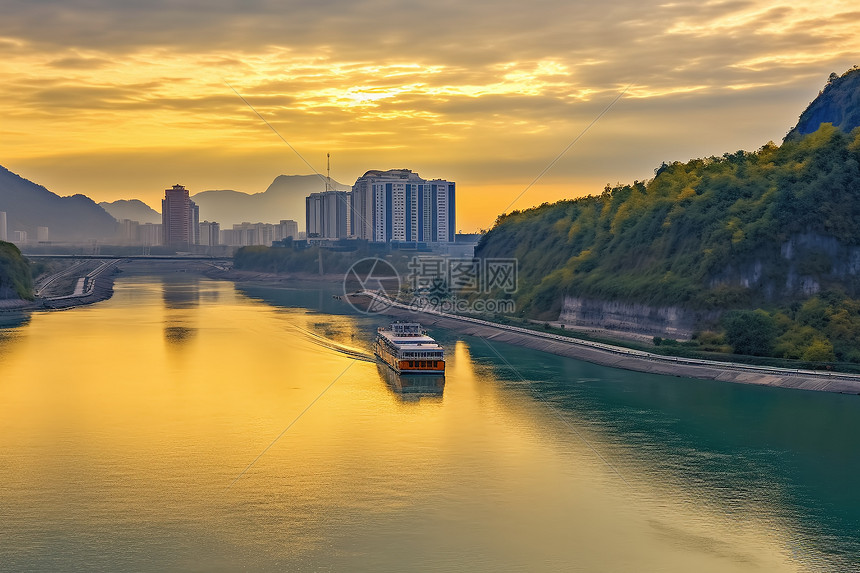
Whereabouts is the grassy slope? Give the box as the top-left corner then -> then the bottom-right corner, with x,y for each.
0,241 -> 33,300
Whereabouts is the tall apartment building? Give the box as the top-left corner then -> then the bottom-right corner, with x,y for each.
275,219 -> 299,241
306,190 -> 350,239
198,221 -> 220,246
140,223 -> 162,246
350,169 -> 455,243
161,184 -> 199,247
0,211 -> 7,242
220,222 -> 274,246
117,219 -> 140,244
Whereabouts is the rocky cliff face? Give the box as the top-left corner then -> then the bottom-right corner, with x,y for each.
558,233 -> 860,340
786,67 -> 860,140
559,231 -> 860,339
710,232 -> 860,299
558,296 -> 720,340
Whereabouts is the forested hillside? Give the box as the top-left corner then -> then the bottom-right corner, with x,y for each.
477,124 -> 860,362
0,241 -> 33,300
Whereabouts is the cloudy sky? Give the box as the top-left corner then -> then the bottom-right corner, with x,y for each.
1,0 -> 858,230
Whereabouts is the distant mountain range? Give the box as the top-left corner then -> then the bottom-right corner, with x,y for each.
0,169 -> 350,240
0,165 -> 117,241
99,199 -> 161,224
191,174 -> 349,228
102,174 -> 350,229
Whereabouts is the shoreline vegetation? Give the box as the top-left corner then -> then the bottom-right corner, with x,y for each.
476,123 -> 860,365
226,124 -> 860,369
226,243 -> 860,374
1,257 -> 119,312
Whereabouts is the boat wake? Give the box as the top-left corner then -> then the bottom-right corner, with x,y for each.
289,323 -> 376,363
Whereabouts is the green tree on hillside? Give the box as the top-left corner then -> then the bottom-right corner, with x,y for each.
0,241 -> 33,300
475,123 -> 860,363
723,310 -> 777,356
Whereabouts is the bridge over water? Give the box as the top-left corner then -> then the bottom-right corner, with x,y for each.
25,254 -> 232,261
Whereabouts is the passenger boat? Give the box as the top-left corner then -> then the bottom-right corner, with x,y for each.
374,322 -> 445,374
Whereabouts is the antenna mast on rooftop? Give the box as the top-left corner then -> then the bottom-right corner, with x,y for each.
326,153 -> 331,192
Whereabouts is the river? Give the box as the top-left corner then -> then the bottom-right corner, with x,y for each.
0,272 -> 857,572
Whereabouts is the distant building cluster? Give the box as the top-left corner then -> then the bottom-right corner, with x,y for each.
111,185 -> 301,249
114,184 -> 299,249
220,220 -> 299,247
306,169 -> 455,243
1,170 -> 455,250
117,219 -> 163,246
0,210 -> 52,246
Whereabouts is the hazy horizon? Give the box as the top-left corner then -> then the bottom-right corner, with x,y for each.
1,0 -> 858,231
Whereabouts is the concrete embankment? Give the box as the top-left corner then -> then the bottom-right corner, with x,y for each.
39,260 -> 119,310
0,298 -> 33,311
352,294 -> 860,395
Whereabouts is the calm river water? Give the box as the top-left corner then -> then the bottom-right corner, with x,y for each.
0,272 -> 858,572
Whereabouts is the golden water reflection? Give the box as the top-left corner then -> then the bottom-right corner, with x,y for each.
0,274 -> 826,571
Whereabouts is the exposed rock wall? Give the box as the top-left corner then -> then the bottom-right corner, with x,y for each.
558,296 -> 719,340
710,232 -> 860,299
558,232 -> 860,339
786,67 -> 860,140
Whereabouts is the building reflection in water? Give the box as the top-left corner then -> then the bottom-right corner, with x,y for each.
162,277 -> 201,309
162,277 -> 200,345
376,363 -> 445,401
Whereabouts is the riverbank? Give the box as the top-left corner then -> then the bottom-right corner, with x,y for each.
41,260 -> 118,310
0,259 -> 120,312
345,293 -> 860,395
14,263 -> 860,394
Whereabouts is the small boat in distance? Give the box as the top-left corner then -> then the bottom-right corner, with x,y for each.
375,322 -> 445,375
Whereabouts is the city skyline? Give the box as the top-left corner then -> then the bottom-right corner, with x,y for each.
1,0 -> 858,232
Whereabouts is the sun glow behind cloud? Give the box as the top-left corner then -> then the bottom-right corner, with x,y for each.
0,0 -> 858,229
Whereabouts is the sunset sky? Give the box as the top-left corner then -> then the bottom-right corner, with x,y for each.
1,0 -> 858,231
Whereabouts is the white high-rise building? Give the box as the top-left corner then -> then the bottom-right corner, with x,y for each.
275,220 -> 299,241
306,191 -> 349,239
198,221 -> 220,246
0,211 -> 6,242
350,169 -> 455,243
118,219 -> 140,244
140,223 -> 162,246
220,222 -> 275,246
